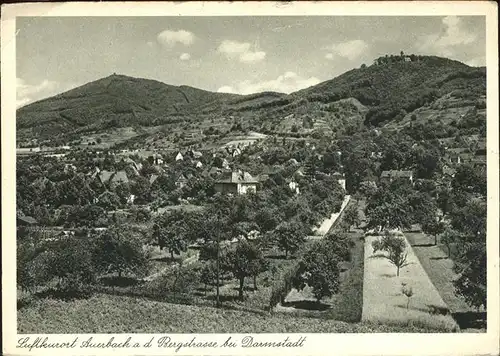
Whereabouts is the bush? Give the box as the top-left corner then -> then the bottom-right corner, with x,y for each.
145,263 -> 200,298
44,237 -> 97,298
92,226 -> 150,278
269,263 -> 301,310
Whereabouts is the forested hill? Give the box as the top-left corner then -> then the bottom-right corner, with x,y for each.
16,55 -> 486,141
293,55 -> 485,127
16,74 -> 242,138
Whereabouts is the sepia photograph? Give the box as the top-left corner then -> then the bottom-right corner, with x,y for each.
2,2 -> 499,355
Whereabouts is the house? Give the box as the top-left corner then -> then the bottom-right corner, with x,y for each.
124,158 -> 141,176
98,170 -> 115,185
17,215 -> 37,226
215,171 -> 258,195
175,174 -> 188,189
127,194 -> 136,204
332,172 -> 346,190
187,149 -> 203,159
175,152 -> 184,161
151,153 -> 164,165
293,167 -> 305,179
149,174 -> 159,185
442,165 -> 457,178
16,147 -> 41,155
203,166 -> 221,177
288,180 -> 300,195
370,151 -> 383,159
195,161 -> 203,169
98,170 -> 129,187
380,170 -> 413,184
231,148 -> 242,157
221,158 -> 230,170
475,141 -> 486,156
64,164 -> 77,173
111,171 -> 129,185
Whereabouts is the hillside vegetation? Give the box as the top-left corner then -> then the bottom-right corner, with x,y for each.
17,55 -> 485,145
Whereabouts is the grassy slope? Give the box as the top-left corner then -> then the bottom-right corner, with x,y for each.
362,234 -> 458,332
404,232 -> 475,314
19,293 -> 440,334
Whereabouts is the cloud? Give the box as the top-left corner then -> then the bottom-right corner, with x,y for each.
325,40 -> 368,60
418,16 -> 476,55
179,53 -> 191,61
217,71 -> 321,95
217,40 -> 266,63
240,51 -> 266,63
17,78 -> 76,108
157,29 -> 195,47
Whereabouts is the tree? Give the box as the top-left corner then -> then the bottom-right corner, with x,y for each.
96,191 -> 121,210
17,232 -> 49,293
407,191 -> 437,225
401,283 -> 414,309
358,180 -> 378,198
448,199 -> 486,310
200,262 -> 218,295
93,226 -> 149,278
114,182 -> 131,205
412,145 -> 441,179
273,221 -> 307,259
449,199 -> 486,238
44,235 -> 97,297
324,232 -> 354,261
293,241 -> 341,302
342,203 -> 359,232
440,227 -> 458,258
365,180 -> 414,231
421,218 -> 445,245
225,240 -> 267,300
154,210 -> 189,260
132,176 -> 151,204
454,242 -> 486,310
372,232 -> 409,276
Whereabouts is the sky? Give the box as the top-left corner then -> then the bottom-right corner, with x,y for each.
16,16 -> 486,108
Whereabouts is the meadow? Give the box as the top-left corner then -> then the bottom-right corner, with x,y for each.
362,234 -> 459,332
18,293 -> 442,334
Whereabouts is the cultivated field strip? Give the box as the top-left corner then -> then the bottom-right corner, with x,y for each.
362,234 -> 459,331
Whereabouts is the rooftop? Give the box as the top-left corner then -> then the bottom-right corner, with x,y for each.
380,170 -> 413,178
217,171 -> 259,184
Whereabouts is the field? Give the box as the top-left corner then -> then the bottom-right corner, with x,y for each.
362,234 -> 459,332
18,293 -> 442,334
405,232 -> 486,331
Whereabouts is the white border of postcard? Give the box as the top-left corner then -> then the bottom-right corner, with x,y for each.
2,1 -> 499,355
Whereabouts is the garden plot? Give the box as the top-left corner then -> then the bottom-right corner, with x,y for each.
362,234 -> 459,332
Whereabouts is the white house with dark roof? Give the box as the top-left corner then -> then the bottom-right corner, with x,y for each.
215,171 -> 258,195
